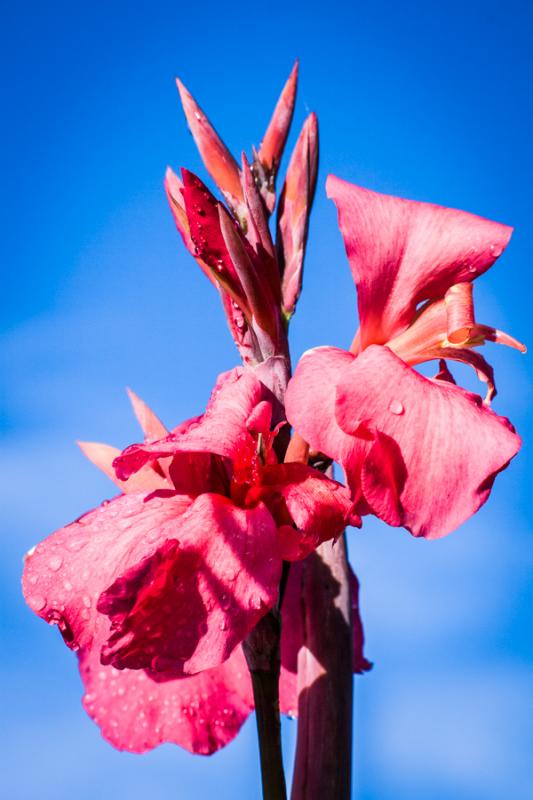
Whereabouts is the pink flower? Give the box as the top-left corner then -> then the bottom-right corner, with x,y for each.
286,177 -> 524,539
23,369 -> 356,753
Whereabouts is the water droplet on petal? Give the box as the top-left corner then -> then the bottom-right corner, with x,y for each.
249,594 -> 262,610
388,399 -> 404,415
490,243 -> 503,257
48,555 -> 63,572
28,594 -> 46,611
67,537 -> 86,553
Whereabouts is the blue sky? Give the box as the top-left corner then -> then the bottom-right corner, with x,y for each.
2,1 -> 532,798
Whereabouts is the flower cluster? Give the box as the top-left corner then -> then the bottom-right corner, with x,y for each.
23,63 -> 522,759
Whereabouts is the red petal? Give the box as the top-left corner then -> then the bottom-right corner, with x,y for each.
326,175 -> 513,347
114,368 -> 276,480
165,167 -> 219,288
180,169 -> 249,312
80,643 -> 253,755
22,492 -> 194,652
98,494 -> 281,675
249,462 -> 359,561
335,345 -> 521,538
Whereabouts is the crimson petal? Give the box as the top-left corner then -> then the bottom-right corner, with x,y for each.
98,494 -> 281,675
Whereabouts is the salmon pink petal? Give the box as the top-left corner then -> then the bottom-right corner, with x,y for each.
387,298 -> 514,402
98,494 -> 281,675
22,492 -> 194,652
114,368 -> 276,480
77,442 -> 169,493
126,388 -> 168,441
80,643 -> 253,755
334,345 -> 521,538
326,175 -> 513,347
285,347 -> 360,473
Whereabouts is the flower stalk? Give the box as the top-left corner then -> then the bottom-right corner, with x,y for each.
243,610 -> 287,800
290,536 -> 353,799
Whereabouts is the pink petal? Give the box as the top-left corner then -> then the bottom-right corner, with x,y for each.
287,345 -> 520,538
114,368 -> 276,480
80,642 -> 253,755
22,492 -> 194,652
126,388 -> 168,441
326,175 -> 513,347
334,345 -> 521,538
77,441 -> 169,493
285,347 -> 360,476
387,296 -> 525,403
98,494 -> 281,675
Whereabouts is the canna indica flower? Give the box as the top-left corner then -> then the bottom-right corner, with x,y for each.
23,369 -> 357,752
286,177 -> 524,539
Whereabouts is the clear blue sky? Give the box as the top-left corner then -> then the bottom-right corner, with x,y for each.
2,2 -> 532,798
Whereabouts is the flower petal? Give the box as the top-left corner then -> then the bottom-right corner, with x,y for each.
77,441 -> 169,493
249,463 -> 360,561
22,492 -> 194,651
126,388 -> 168,441
326,175 -> 513,347
114,368 -> 276,480
80,642 -> 253,755
334,345 -> 521,538
285,347 -> 360,472
98,494 -> 281,675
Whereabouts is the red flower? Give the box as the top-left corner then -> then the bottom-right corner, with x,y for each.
286,177 -> 524,539
23,369 -> 356,753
